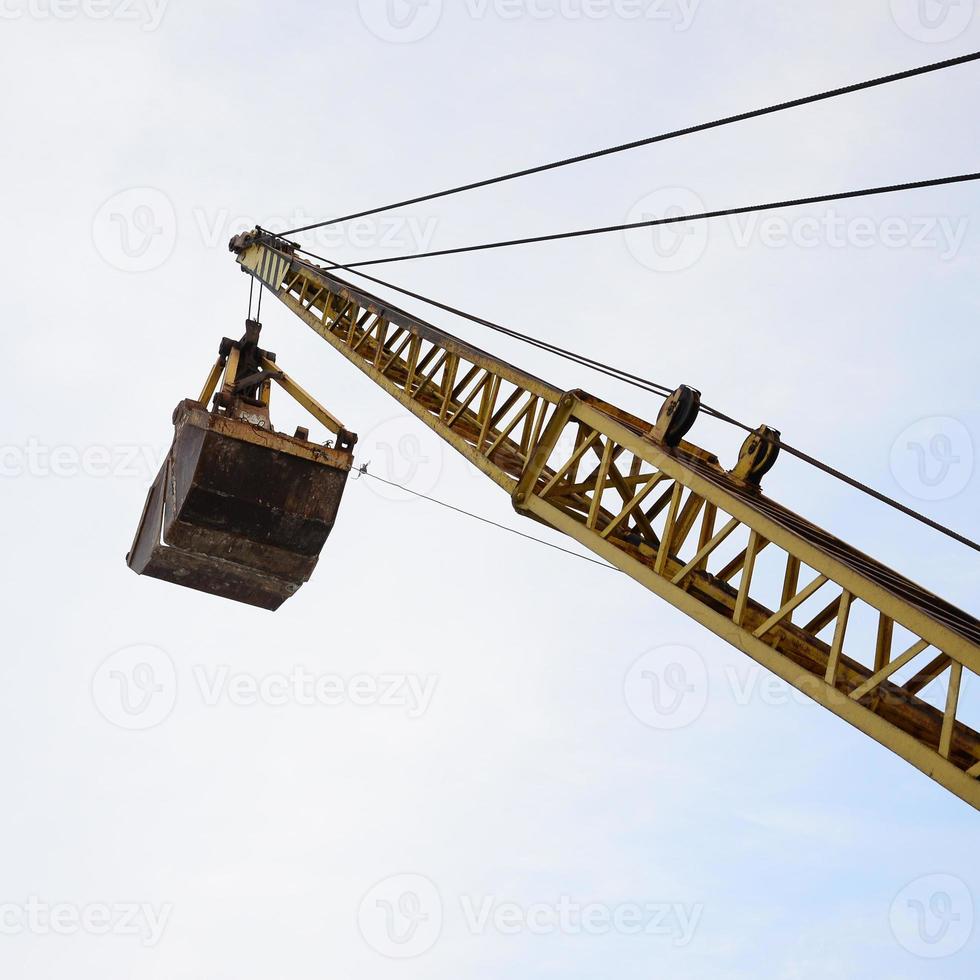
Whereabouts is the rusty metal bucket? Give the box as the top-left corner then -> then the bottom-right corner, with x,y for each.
128,399 -> 354,610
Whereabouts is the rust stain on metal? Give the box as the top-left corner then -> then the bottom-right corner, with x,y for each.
127,400 -> 354,611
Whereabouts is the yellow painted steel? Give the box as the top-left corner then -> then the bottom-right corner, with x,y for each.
237,239 -> 980,811
258,357 -> 346,436
197,328 -> 350,443
198,356 -> 226,407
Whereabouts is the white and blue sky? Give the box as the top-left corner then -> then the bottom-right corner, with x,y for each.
1,1 -> 979,977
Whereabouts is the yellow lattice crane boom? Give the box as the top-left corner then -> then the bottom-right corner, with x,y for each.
229,230 -> 980,811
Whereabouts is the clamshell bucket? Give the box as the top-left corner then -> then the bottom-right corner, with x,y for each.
128,456 -> 301,611
128,325 -> 356,610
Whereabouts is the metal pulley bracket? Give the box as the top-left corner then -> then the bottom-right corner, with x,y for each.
731,425 -> 781,486
652,385 -> 702,448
